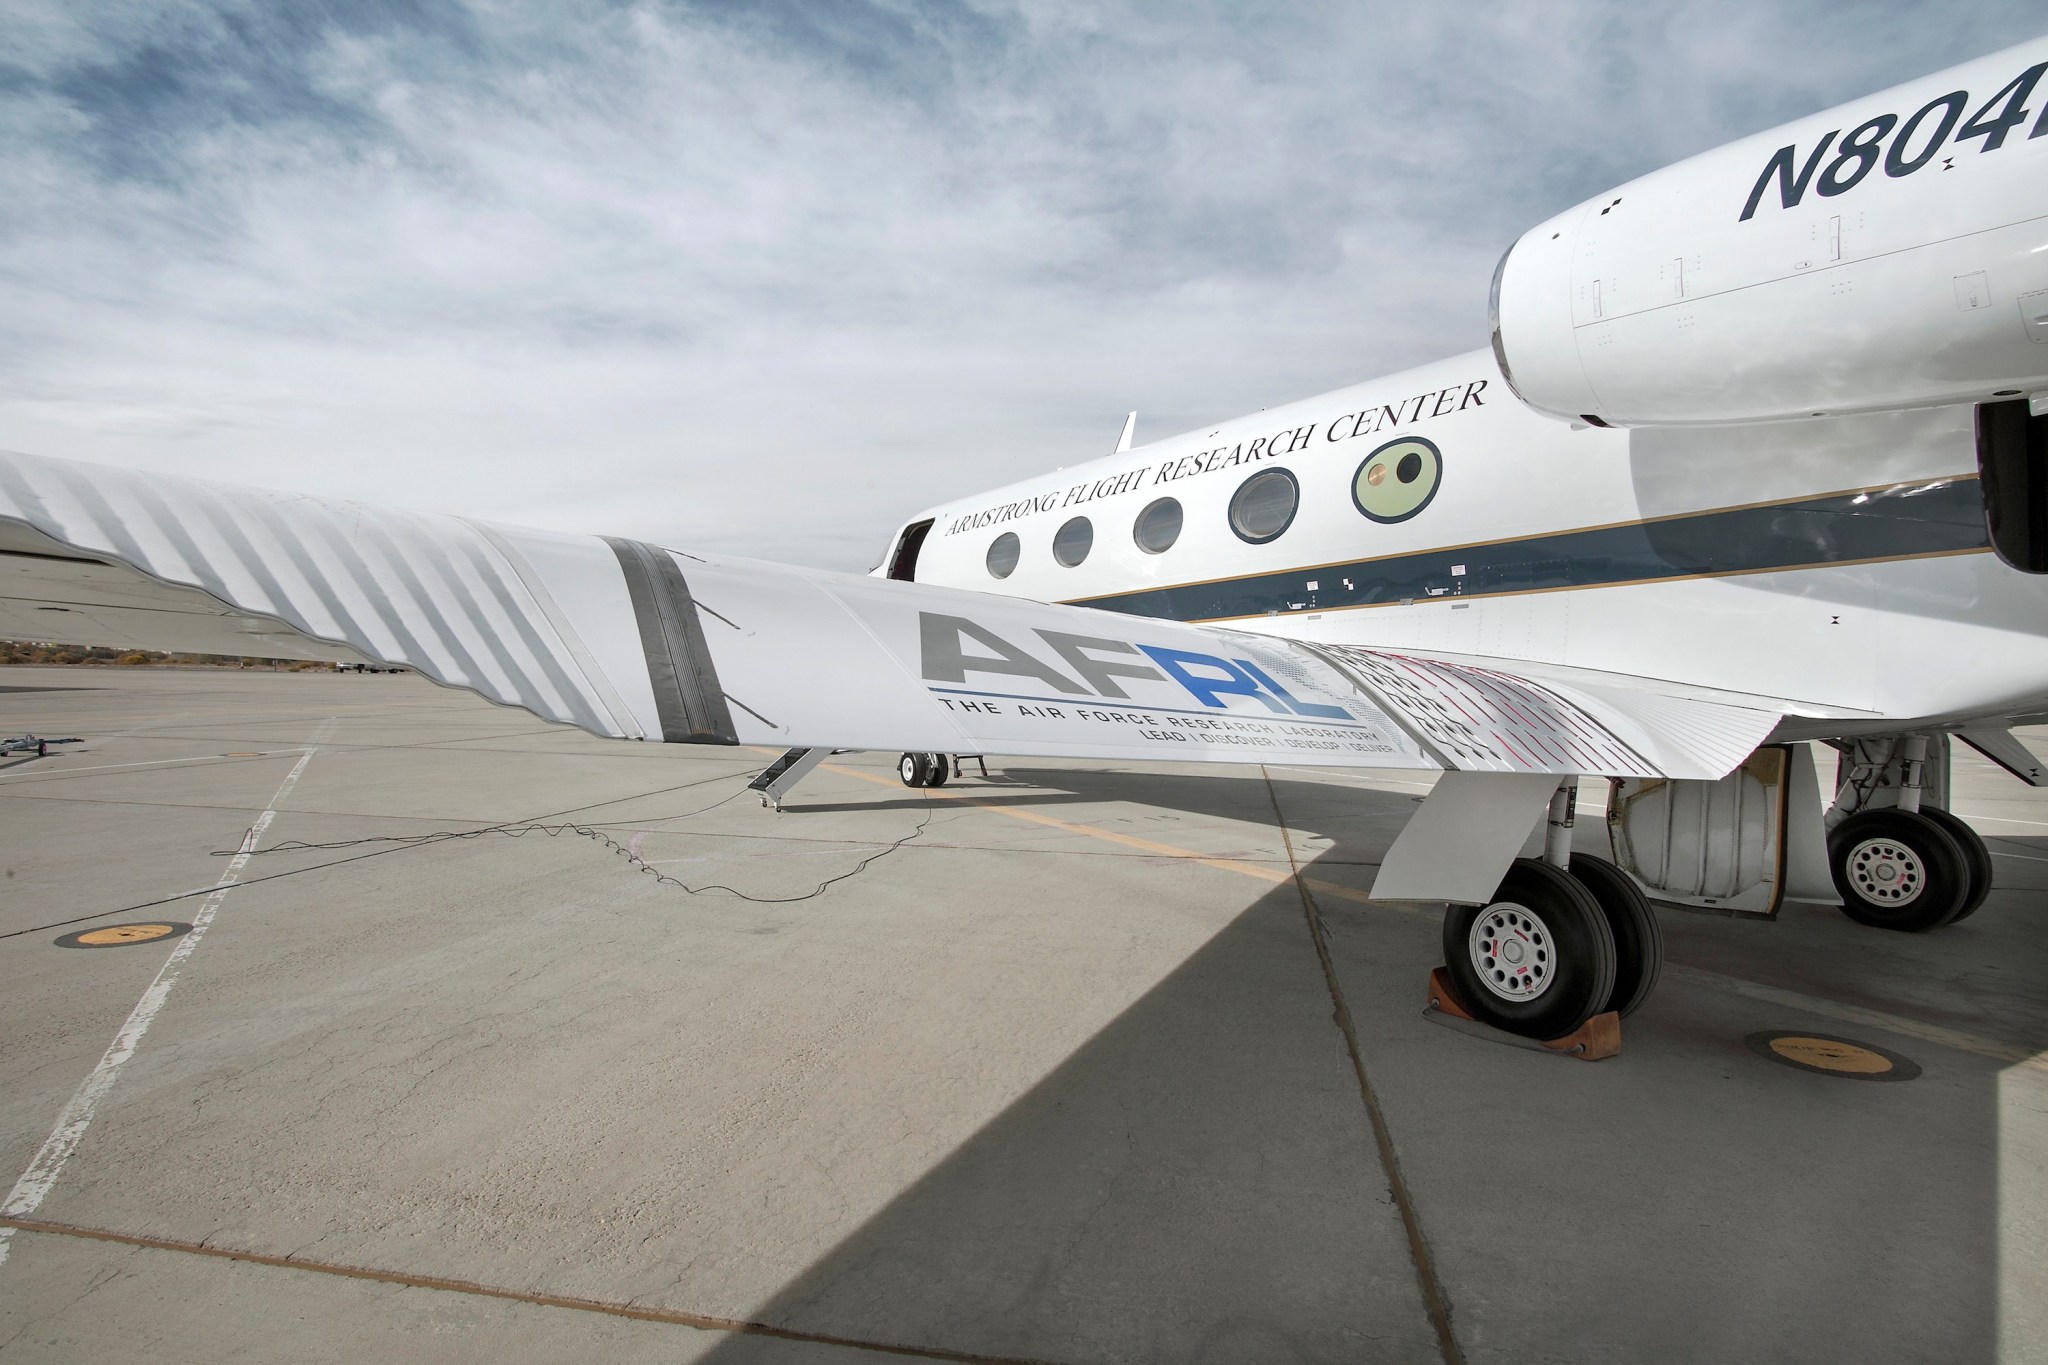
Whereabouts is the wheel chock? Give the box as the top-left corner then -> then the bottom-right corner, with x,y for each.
1424,966 -> 1621,1061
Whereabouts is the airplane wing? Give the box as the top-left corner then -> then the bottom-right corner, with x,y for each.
0,449 -> 1781,782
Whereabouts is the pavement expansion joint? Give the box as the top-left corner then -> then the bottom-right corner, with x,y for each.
1261,767 -> 1465,1365
0,1217 -> 1065,1365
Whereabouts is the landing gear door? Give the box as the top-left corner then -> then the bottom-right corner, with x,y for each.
1607,746 -> 1800,918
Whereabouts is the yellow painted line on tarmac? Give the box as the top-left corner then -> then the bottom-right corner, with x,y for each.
814,760 -> 1405,913
0,751 -> 302,784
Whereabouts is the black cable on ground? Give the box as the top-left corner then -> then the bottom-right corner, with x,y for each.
1,787 -> 936,940
231,789 -> 937,905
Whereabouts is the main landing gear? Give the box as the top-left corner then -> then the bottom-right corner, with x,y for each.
898,752 -> 950,788
1824,733 -> 1994,932
1827,807 -> 1991,931
1439,784 -> 1666,1041
1442,855 -> 1664,1040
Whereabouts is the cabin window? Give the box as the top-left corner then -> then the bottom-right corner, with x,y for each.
1228,468 -> 1298,544
1052,516 -> 1093,567
985,531 -> 1021,578
1133,497 -> 1182,554
1352,437 -> 1442,524
1978,399 -> 2048,573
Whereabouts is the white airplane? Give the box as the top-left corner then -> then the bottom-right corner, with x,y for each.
4,37 -> 2047,1045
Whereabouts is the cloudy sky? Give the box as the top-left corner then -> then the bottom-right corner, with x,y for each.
2,3 -> 2039,569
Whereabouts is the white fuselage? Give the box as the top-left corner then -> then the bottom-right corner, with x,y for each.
892,350 -> 2048,734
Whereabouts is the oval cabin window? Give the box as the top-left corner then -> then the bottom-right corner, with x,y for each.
1052,516 -> 1093,567
986,531 -> 1021,579
1228,469 -> 1298,544
1133,497 -> 1182,554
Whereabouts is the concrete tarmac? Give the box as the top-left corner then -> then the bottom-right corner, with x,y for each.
0,667 -> 2042,1364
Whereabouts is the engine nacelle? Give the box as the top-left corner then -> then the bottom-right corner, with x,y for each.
1492,37 -> 2048,428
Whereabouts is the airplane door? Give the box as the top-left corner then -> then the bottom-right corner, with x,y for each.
887,519 -> 934,581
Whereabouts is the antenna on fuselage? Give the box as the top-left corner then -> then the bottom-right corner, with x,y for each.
1112,412 -> 1136,454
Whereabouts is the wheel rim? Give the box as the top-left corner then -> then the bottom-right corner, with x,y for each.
1468,902 -> 1555,1002
900,755 -> 917,782
1845,836 -> 1925,906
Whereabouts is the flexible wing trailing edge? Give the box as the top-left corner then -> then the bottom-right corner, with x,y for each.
0,450 -> 1780,785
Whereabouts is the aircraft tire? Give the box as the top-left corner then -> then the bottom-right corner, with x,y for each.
1915,807 -> 1992,922
1568,853 -> 1663,1018
1829,809 -> 1970,931
1442,858 -> 1617,1040
898,752 -> 933,788
926,754 -> 951,787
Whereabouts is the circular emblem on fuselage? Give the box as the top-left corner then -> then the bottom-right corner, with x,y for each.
1352,437 -> 1442,524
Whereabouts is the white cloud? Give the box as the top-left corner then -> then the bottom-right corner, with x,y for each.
0,1 -> 2038,567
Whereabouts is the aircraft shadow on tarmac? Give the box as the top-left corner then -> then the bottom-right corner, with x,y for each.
774,793 -> 1093,817
783,766 -> 1414,837
687,763 -> 2041,1365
